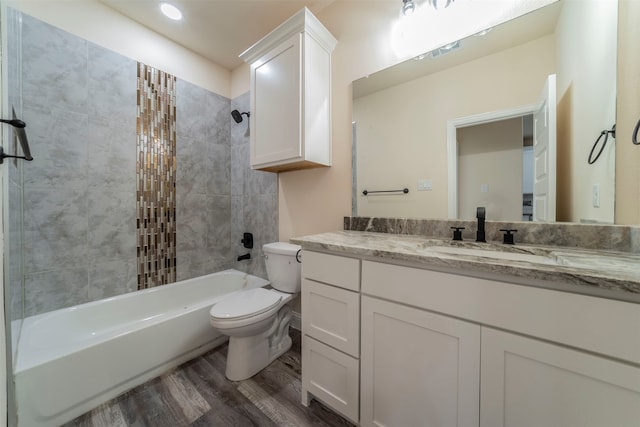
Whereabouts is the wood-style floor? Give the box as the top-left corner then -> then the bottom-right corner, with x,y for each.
65,330 -> 354,427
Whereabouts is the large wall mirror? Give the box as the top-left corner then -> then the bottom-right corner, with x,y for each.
352,0 -> 621,223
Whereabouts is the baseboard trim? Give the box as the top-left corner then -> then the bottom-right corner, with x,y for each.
290,311 -> 301,331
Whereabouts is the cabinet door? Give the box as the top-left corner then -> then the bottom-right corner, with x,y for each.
360,296 -> 480,427
251,33 -> 302,167
481,327 -> 640,427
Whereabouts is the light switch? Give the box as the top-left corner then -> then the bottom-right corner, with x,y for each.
480,184 -> 489,193
418,179 -> 433,191
592,183 -> 600,208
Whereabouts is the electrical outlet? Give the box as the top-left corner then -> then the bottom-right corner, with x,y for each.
418,179 -> 433,191
592,183 -> 600,208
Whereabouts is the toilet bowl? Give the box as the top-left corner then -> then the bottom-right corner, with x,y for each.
210,242 -> 301,381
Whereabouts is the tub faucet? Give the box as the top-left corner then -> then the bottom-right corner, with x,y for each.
476,207 -> 486,242
237,253 -> 251,261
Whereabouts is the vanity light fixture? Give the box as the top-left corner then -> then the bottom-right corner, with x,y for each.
474,27 -> 493,37
430,40 -> 461,58
401,0 -> 416,16
429,0 -> 454,9
160,2 -> 183,20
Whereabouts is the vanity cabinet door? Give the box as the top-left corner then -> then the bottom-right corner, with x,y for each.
360,295 -> 480,427
480,327 -> 640,427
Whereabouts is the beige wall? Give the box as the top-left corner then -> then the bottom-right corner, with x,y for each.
16,0 -> 231,97
458,118 -> 524,221
352,36 -> 555,219
615,0 -> 640,225
231,63 -> 250,98
555,0 -> 617,223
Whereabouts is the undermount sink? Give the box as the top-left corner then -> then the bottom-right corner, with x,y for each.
422,245 -> 558,265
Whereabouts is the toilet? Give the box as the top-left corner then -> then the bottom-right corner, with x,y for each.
210,242 -> 302,381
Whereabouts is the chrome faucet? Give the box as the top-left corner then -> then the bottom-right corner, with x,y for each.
476,207 -> 486,242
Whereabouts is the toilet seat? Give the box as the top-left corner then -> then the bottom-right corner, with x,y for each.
210,288 -> 282,321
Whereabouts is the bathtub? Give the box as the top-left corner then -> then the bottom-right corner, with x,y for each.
13,269 -> 268,427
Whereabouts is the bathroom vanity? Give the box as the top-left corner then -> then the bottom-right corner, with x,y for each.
294,231 -> 640,426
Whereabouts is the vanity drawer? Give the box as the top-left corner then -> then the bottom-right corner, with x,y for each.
302,335 -> 359,423
302,250 -> 360,291
302,279 -> 360,357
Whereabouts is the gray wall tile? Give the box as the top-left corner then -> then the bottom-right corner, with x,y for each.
89,259 -> 137,300
87,119 -> 136,193
24,267 -> 89,316
209,143 -> 230,196
176,135 -> 209,197
23,185 -> 89,273
176,79 -> 209,139
88,188 -> 136,263
230,143 -> 247,196
176,192 -> 210,252
87,43 -> 137,127
22,107 -> 89,190
21,13 -> 88,115
207,91 -> 231,143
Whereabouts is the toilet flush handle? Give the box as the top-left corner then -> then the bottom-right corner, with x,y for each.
296,249 -> 302,263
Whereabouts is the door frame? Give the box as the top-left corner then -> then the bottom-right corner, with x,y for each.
446,104 -> 537,219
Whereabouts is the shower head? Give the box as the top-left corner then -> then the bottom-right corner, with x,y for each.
231,109 -> 250,124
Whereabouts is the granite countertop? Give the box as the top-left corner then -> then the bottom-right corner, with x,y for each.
291,230 -> 640,303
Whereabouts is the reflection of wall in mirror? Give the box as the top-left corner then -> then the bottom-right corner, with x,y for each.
354,35 -> 555,219
556,0 -> 617,224
457,118 -> 523,221
615,0 -> 640,225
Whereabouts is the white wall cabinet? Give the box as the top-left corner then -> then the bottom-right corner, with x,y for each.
360,295 -> 480,427
301,251 -> 360,423
240,8 -> 336,172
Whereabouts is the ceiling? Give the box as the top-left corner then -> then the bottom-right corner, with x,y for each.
99,0 -> 337,70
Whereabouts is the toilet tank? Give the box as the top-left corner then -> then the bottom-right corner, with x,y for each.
263,242 -> 301,293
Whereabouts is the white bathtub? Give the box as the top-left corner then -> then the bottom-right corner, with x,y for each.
13,269 -> 268,427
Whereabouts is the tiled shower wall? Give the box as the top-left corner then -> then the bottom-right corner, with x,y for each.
9,12 -> 278,317
230,92 -> 278,280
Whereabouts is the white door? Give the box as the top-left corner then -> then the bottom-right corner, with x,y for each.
532,74 -> 557,221
480,327 -> 640,427
360,295 -> 480,427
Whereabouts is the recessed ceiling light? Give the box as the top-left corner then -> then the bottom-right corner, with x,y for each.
160,2 -> 182,20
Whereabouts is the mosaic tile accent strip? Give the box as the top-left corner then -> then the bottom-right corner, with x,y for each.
136,63 -> 177,288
